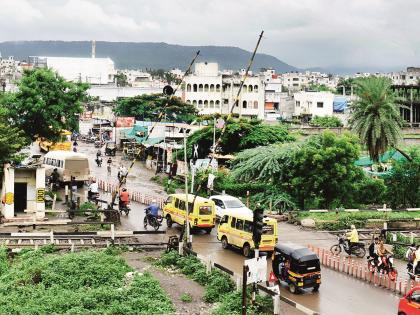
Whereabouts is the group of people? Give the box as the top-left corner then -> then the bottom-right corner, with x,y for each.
368,237 -> 393,267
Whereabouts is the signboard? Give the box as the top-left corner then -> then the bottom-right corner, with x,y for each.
5,192 -> 13,205
115,117 -> 135,128
244,256 -> 267,285
36,188 -> 45,203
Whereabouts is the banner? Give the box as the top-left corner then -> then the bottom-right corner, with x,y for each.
115,117 -> 135,128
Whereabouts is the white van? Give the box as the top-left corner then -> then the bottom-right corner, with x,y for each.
43,151 -> 90,183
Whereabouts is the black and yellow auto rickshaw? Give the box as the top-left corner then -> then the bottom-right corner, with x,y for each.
105,142 -> 117,156
272,243 -> 321,294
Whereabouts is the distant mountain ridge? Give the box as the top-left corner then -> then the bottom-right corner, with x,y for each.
0,41 -> 297,72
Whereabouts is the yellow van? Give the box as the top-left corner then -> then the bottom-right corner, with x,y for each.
163,194 -> 216,234
217,212 -> 278,257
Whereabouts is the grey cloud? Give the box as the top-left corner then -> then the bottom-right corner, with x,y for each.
0,0 -> 419,70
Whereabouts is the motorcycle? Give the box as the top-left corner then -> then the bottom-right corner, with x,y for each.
143,209 -> 163,231
367,254 -> 398,281
87,192 -> 99,205
119,200 -> 131,216
330,235 -> 366,258
46,176 -> 60,191
407,261 -> 420,280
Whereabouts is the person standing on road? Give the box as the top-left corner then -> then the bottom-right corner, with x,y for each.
107,158 -> 112,176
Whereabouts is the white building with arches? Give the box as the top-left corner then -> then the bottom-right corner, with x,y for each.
181,62 -> 265,119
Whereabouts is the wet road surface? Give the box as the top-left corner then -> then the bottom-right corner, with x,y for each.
65,140 -> 404,314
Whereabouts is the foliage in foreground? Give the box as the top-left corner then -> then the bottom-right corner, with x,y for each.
156,250 -> 235,303
297,210 -> 420,231
0,249 -> 174,315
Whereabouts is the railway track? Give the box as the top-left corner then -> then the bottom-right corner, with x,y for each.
0,231 -> 169,250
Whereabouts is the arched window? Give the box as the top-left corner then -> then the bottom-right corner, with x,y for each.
204,100 -> 208,108
198,100 -> 203,108
254,85 -> 258,92
187,84 -> 191,92
210,100 -> 214,108
248,85 -> 253,92
215,100 -> 220,108
204,84 -> 209,92
210,84 -> 215,92
243,85 -> 247,92
253,101 -> 258,109
192,100 -> 197,105
193,84 -> 198,92
216,84 -> 221,92
186,100 -> 191,104
199,84 -> 203,92
242,100 -> 247,109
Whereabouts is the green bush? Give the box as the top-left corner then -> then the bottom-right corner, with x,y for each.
212,291 -> 272,315
309,116 -> 343,128
0,250 -> 174,314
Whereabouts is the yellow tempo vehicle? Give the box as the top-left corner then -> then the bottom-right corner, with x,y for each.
217,212 -> 278,257
39,130 -> 72,152
163,194 -> 216,234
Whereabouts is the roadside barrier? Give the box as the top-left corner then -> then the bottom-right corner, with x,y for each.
308,244 -> 418,296
93,178 -> 166,208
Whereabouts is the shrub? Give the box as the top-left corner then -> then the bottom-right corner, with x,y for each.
309,116 -> 343,128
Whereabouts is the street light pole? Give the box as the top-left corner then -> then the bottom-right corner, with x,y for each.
183,130 -> 190,248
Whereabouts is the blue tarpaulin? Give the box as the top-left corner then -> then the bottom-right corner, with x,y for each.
333,97 -> 347,112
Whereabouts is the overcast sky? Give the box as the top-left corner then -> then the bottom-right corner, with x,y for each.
0,0 -> 419,71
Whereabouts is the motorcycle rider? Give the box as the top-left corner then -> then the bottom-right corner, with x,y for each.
119,188 -> 130,209
88,179 -> 99,200
346,224 -> 359,250
145,199 -> 160,223
368,237 -> 379,263
413,245 -> 420,273
377,239 -> 393,267
96,149 -> 102,158
95,155 -> 102,167
406,243 -> 416,272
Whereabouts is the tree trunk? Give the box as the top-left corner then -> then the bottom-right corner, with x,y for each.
394,147 -> 413,162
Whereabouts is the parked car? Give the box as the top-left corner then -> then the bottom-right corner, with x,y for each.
398,285 -> 420,315
209,195 -> 252,219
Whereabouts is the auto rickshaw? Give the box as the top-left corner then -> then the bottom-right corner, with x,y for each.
105,142 -> 117,156
272,243 -> 321,294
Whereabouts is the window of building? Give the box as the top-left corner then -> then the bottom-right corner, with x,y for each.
193,84 -> 198,92
296,101 -> 300,107
254,85 -> 258,92
317,102 -> 324,108
223,99 -> 229,104
293,78 -> 299,81
204,84 -> 209,92
242,100 -> 247,109
186,100 -> 191,104
216,84 -> 221,92
243,85 -> 247,92
192,100 -> 197,105
248,85 -> 253,92
187,84 -> 191,92
210,100 -> 214,108
199,84 -> 203,92
253,101 -> 258,109
198,100 -> 203,108
204,100 -> 208,108
210,84 -> 215,92
215,100 -> 220,108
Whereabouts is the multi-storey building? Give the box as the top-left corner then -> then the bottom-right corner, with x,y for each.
293,91 -> 335,117
181,62 -> 265,119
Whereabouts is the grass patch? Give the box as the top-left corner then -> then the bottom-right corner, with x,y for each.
212,291 -> 272,315
0,248 -> 174,315
180,292 -> 193,303
297,211 -> 420,230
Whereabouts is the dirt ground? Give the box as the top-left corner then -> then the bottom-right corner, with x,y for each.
123,251 -> 215,315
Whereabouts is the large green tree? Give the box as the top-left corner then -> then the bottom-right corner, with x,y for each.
385,148 -> 420,209
232,132 -> 364,209
349,77 -> 408,162
114,94 -> 198,123
0,106 -> 27,164
184,119 -> 295,159
3,68 -> 88,141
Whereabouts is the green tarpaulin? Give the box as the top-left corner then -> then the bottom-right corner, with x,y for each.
355,150 -> 406,167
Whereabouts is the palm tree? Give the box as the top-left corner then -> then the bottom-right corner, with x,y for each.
350,77 -> 411,162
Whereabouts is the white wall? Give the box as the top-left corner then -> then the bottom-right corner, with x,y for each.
293,91 -> 334,117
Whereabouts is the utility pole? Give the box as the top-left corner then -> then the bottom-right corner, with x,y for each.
183,130 -> 190,248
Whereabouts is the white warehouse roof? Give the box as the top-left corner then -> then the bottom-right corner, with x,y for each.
44,57 -> 116,85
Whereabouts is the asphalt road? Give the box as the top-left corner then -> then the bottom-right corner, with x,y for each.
78,140 -> 403,315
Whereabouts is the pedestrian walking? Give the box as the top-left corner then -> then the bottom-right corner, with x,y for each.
107,158 -> 112,176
